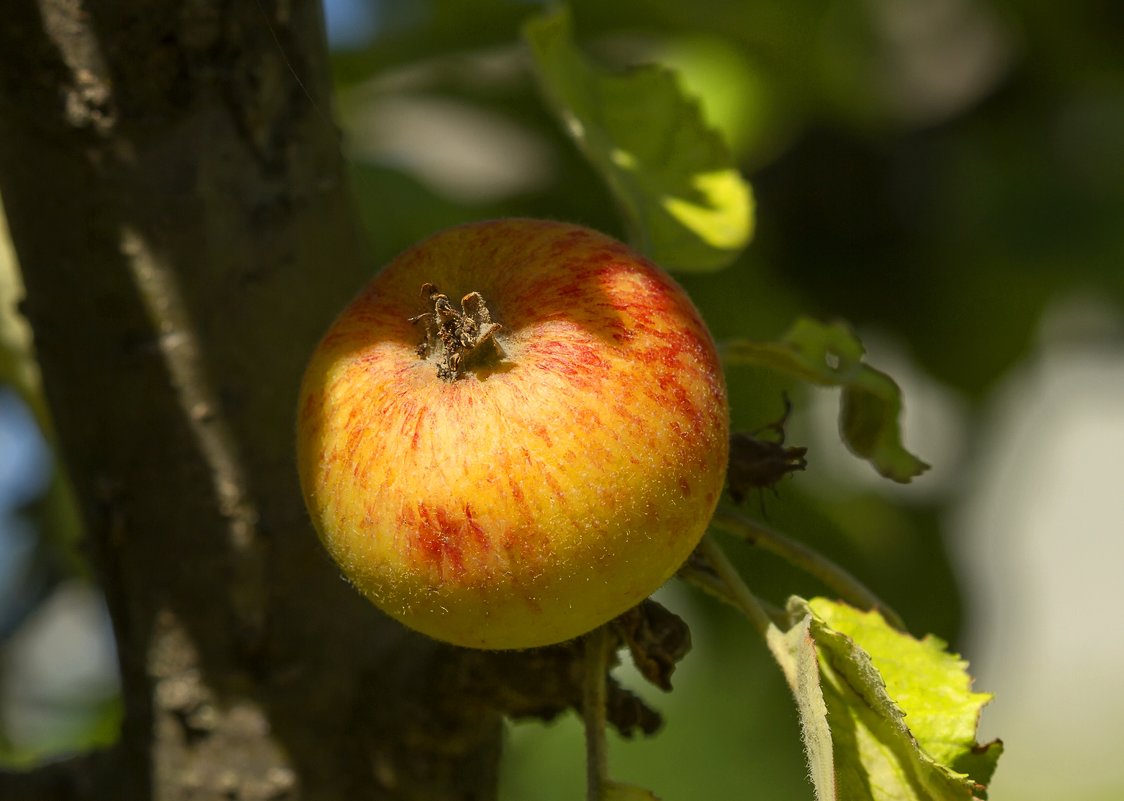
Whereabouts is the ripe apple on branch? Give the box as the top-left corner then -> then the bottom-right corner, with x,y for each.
297,217 -> 730,651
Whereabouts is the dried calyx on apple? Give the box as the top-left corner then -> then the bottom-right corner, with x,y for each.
297,218 -> 729,650
408,283 -> 503,381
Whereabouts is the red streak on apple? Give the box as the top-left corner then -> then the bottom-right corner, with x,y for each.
297,219 -> 728,649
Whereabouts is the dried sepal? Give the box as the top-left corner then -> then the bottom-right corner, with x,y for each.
409,283 -> 503,380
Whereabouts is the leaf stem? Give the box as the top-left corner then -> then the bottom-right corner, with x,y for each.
582,625 -> 613,801
710,507 -> 906,631
696,534 -> 773,636
679,559 -> 786,626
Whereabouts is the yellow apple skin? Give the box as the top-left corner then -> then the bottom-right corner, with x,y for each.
297,219 -> 728,649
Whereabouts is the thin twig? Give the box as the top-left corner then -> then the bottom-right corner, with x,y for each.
711,507 -> 906,631
582,625 -> 613,801
696,534 -> 773,636
680,560 -> 786,625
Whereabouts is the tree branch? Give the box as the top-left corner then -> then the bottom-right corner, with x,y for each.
0,751 -> 112,801
0,2 -> 504,798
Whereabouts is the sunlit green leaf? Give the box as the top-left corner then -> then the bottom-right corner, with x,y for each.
722,317 -> 929,482
523,6 -> 753,272
768,597 -> 1001,801
809,599 -> 1003,792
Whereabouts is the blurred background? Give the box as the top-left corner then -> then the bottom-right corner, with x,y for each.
2,1 -> 1123,798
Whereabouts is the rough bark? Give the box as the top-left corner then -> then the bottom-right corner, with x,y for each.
0,2 -> 502,799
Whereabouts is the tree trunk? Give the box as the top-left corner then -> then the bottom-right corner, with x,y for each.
0,2 -> 501,798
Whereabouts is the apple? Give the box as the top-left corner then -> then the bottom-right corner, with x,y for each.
297,219 -> 728,649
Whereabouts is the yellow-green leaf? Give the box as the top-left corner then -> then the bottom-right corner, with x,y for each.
767,597 -> 1002,801
523,6 -> 753,272
809,598 -> 1003,792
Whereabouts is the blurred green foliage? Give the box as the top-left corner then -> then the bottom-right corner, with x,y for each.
328,1 -> 1121,797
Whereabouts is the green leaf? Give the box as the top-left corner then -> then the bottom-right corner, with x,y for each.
722,317 -> 930,482
767,597 -> 1001,801
764,613 -> 837,800
808,599 -> 1003,792
523,6 -> 753,272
